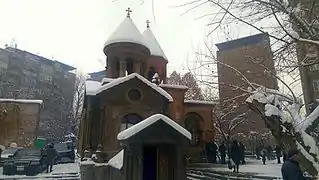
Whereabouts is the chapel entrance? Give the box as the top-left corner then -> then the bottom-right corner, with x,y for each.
117,114 -> 191,180
143,146 -> 157,180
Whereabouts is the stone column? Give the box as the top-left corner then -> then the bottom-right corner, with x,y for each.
119,59 -> 127,77
134,60 -> 141,74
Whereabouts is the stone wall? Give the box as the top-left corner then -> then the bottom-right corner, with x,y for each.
0,100 -> 41,147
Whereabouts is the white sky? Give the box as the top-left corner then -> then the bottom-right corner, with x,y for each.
0,0 -> 257,75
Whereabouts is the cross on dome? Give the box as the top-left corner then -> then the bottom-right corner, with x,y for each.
146,20 -> 151,28
126,7 -> 132,18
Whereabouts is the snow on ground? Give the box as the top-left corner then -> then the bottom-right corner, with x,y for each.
0,162 -> 79,179
212,159 -> 282,178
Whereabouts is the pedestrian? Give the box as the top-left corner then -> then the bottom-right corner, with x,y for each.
261,147 -> 267,165
45,143 -> 58,173
266,145 -> 273,160
239,142 -> 246,164
256,145 -> 261,160
275,145 -> 282,164
219,142 -> 227,164
211,141 -> 218,163
230,140 -> 241,173
281,149 -> 310,180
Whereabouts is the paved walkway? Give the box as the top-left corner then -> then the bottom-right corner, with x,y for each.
187,159 -> 283,180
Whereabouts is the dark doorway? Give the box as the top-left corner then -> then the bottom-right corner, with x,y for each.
143,146 -> 157,180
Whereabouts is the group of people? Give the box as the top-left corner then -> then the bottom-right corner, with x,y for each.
205,140 -> 246,173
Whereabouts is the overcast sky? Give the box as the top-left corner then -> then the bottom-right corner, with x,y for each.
0,0 -> 258,75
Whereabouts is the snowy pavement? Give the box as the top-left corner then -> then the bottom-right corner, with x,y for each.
0,162 -> 80,180
214,159 -> 282,178
187,159 -> 283,179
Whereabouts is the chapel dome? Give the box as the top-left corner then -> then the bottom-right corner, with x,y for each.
142,25 -> 168,61
103,11 -> 150,55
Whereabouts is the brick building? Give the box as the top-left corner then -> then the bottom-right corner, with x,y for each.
216,33 -> 278,136
0,47 -> 76,139
0,99 -> 42,147
78,11 -> 216,162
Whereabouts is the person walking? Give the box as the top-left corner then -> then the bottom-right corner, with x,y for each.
239,142 -> 246,164
266,145 -> 273,160
275,145 -> 282,164
45,143 -> 58,173
230,140 -> 241,173
261,147 -> 267,165
281,149 -> 311,180
219,142 -> 227,164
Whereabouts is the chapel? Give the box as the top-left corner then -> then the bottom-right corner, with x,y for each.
77,8 -> 216,162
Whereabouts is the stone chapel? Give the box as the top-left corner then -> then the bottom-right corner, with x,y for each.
78,8 -> 216,162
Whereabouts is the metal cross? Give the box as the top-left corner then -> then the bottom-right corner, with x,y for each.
146,20 -> 150,28
126,8 -> 132,18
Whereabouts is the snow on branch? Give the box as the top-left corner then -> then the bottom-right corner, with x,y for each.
247,86 -> 319,178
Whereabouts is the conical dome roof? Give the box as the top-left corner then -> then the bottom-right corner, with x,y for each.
104,17 -> 149,51
142,26 -> 167,60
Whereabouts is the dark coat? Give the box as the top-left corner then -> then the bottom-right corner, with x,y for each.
281,158 -> 308,180
239,143 -> 245,157
219,144 -> 227,156
231,144 -> 241,164
275,146 -> 282,157
46,146 -> 58,162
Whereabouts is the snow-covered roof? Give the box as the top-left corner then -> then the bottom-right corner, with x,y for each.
104,17 -> 149,51
117,114 -> 191,140
101,77 -> 116,84
0,99 -> 43,104
142,27 -> 167,60
107,150 -> 124,170
95,73 -> 173,102
85,80 -> 101,96
159,84 -> 188,90
184,100 -> 217,105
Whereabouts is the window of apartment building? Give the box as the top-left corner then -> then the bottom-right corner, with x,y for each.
309,64 -> 319,71
39,73 -> 53,83
313,80 -> 319,91
23,70 -> 37,77
24,76 -> 36,85
0,61 -> 8,73
40,64 -> 54,74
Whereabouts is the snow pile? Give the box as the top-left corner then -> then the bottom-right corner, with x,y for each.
117,114 -> 191,140
0,99 -> 43,104
265,104 -> 281,117
299,107 -> 319,131
85,80 -> 101,95
107,150 -> 124,170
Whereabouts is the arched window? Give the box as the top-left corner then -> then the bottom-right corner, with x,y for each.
120,114 -> 142,132
184,113 -> 202,146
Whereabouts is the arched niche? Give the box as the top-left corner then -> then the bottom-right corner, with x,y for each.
184,112 -> 203,146
120,113 -> 142,132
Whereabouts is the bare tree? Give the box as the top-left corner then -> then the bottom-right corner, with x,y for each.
167,71 -> 183,85
167,71 -> 204,100
213,102 -> 249,141
71,72 -> 87,135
